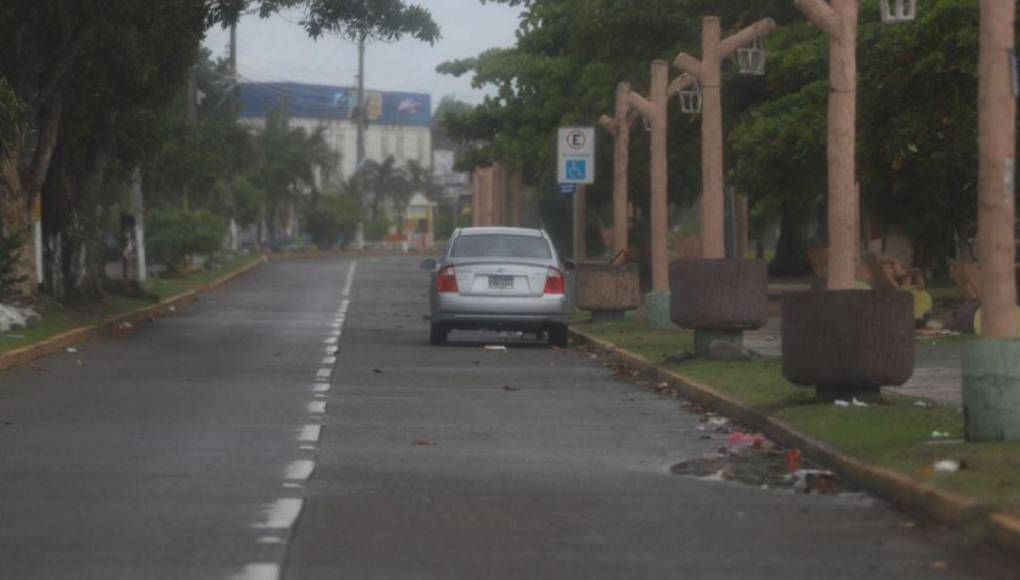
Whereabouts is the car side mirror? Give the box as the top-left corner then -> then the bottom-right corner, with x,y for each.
420,258 -> 437,271
563,260 -> 577,272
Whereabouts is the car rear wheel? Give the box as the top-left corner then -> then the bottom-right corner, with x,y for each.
430,323 -> 449,346
547,324 -> 569,348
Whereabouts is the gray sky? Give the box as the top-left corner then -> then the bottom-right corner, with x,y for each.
204,0 -> 523,108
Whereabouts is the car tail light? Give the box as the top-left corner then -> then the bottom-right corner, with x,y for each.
544,267 -> 566,295
436,266 -> 459,293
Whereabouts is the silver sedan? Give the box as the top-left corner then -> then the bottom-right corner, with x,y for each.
421,227 -> 574,347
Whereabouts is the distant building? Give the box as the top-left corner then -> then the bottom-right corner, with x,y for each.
240,82 -> 433,184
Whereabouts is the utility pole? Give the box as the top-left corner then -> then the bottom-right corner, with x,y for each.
228,22 -> 240,251
674,16 -> 776,259
964,0 -> 1020,442
356,33 -> 367,169
352,32 -> 368,250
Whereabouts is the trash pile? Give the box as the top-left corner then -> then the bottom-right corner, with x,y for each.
0,304 -> 40,333
673,408 -> 850,495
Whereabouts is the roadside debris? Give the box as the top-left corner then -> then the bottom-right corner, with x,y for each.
930,431 -> 951,439
914,400 -> 933,409
66,348 -> 78,353
792,469 -> 839,494
663,351 -> 696,365
833,398 -> 869,408
483,345 -> 508,352
933,460 -> 962,474
784,449 -> 802,473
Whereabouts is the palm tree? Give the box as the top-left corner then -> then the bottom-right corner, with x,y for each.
252,110 -> 339,244
403,159 -> 443,202
361,156 -> 409,222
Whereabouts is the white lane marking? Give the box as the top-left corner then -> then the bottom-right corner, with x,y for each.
254,499 -> 303,530
330,322 -> 342,329
341,261 -> 357,297
324,337 -> 337,345
298,424 -> 322,443
322,356 -> 336,365
312,383 -> 330,393
285,460 -> 315,481
234,563 -> 280,580
308,401 -> 327,414
316,368 -> 331,379
329,330 -> 341,338
300,445 -> 317,451
314,393 -> 327,400
283,483 -> 302,489
256,537 -> 285,545
325,346 -> 338,355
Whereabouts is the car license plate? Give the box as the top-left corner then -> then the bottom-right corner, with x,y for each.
488,275 -> 514,289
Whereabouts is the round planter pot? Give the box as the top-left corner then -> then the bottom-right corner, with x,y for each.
782,289 -> 914,401
963,339 -> 1020,442
669,259 -> 768,330
574,262 -> 640,319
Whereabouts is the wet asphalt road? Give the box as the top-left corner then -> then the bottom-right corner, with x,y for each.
0,255 -> 1016,579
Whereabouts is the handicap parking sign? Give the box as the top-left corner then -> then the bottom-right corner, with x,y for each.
566,160 -> 587,180
558,127 -> 595,184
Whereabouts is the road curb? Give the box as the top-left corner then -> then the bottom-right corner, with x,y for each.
0,256 -> 268,372
569,326 -> 1020,556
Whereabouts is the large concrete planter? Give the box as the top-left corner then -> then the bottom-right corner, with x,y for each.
670,259 -> 768,358
782,289 -> 914,401
670,259 -> 768,330
574,262 -> 640,321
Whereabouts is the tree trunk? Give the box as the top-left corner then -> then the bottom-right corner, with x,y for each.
770,201 -> 811,276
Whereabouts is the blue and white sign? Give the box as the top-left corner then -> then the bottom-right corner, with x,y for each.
558,127 -> 595,184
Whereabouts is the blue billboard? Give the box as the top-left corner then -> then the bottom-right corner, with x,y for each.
240,83 -> 431,127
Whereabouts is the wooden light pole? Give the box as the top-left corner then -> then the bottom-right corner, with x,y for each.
674,17 -> 777,259
628,61 -> 671,293
795,0 -> 858,290
599,82 -> 637,256
963,0 -> 1020,442
976,0 -> 1017,339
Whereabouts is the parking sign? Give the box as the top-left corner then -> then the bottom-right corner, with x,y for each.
558,127 -> 595,184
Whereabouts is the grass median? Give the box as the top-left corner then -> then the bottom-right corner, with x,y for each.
571,314 -> 1020,519
0,253 -> 264,356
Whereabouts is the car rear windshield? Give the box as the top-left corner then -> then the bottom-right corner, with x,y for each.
450,234 -> 553,259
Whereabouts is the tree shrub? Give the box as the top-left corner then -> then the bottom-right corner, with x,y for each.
147,208 -> 226,272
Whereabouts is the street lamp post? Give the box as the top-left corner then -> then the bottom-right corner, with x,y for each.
598,82 -> 637,257
674,17 -> 776,259
963,0 -> 1020,441
667,16 -> 776,359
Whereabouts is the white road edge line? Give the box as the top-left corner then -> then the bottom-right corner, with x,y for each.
285,460 -> 316,481
298,425 -> 322,443
308,401 -> 327,414
341,261 -> 357,297
322,356 -> 336,365
234,563 -> 280,580
316,368 -> 332,379
312,383 -> 330,393
254,498 -> 303,530
324,337 -> 337,345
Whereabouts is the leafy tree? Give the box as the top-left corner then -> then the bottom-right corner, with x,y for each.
147,208 -> 227,272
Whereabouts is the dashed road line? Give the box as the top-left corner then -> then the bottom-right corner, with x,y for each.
254,498 -> 303,530
341,261 -> 357,296
298,425 -> 322,443
308,401 -> 327,415
234,563 -> 280,580
285,460 -> 315,481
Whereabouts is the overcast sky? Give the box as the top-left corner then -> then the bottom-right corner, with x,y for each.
204,0 -> 523,108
